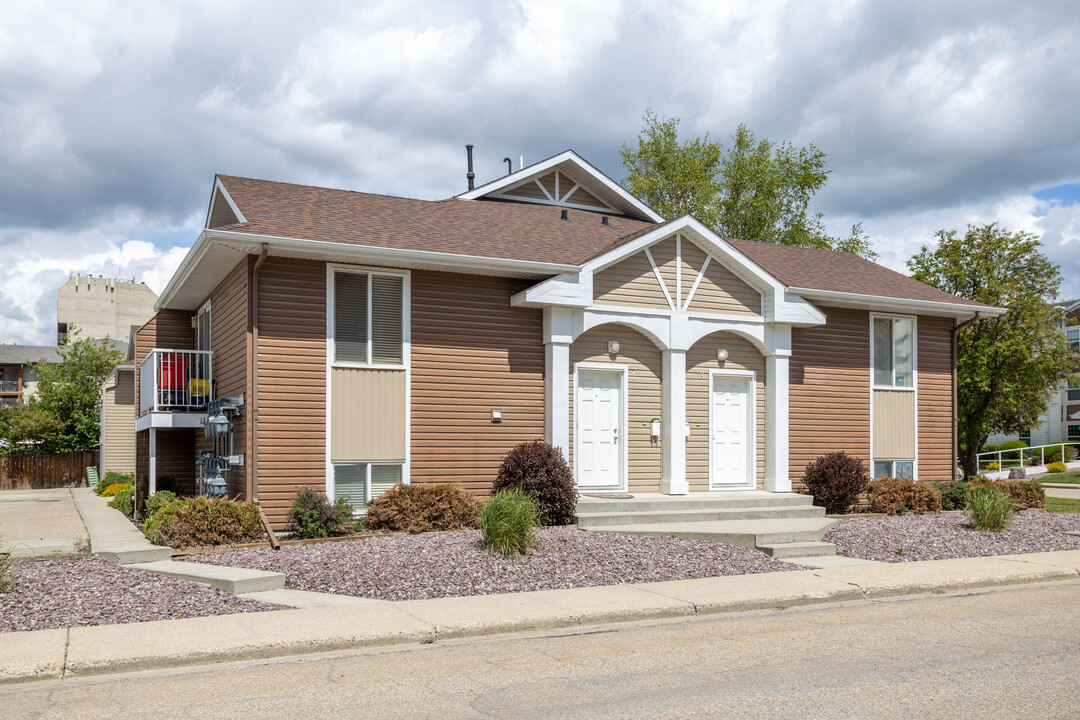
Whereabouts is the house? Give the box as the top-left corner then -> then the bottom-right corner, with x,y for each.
0,344 -> 60,408
133,150 -> 999,528
100,336 -> 137,475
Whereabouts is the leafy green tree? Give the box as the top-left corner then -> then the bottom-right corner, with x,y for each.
29,327 -> 124,452
908,223 -> 1074,478
620,110 -> 876,259
0,405 -> 63,455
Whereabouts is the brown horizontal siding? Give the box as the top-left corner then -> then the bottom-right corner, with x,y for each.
686,333 -> 766,491
917,316 -> 954,482
789,306 -> 871,487
570,325 -> 663,493
411,271 -> 545,495
135,429 -> 197,495
255,258 -> 326,527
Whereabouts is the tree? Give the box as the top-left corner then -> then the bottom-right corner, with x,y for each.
619,110 -> 876,259
0,405 -> 63,455
908,223 -> 1074,478
29,328 -> 124,452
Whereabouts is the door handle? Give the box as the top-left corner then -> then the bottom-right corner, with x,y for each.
613,428 -> 619,444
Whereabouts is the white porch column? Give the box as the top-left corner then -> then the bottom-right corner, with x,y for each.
544,340 -> 571,456
661,349 -> 689,494
148,427 -> 158,496
765,352 -> 791,492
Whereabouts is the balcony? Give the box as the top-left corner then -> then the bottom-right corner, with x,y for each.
0,380 -> 17,393
139,349 -> 214,415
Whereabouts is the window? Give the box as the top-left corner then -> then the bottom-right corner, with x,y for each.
874,460 -> 913,480
1068,376 -> 1080,403
1069,425 -> 1080,442
333,270 -> 404,366
333,463 -> 402,508
1018,428 -> 1032,444
873,316 -> 914,388
1067,327 -> 1080,351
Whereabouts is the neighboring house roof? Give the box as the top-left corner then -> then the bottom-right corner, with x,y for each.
0,345 -> 60,365
726,238 -> 997,310
213,175 -> 655,267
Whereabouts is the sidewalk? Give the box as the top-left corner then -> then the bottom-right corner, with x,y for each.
0,488 -> 89,556
3,548 -> 1079,684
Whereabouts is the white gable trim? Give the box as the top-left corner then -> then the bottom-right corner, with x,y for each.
204,178 -> 247,229
456,150 -> 663,223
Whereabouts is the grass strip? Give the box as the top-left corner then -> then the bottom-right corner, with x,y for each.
1040,471 -> 1080,484
1045,496 -> 1080,513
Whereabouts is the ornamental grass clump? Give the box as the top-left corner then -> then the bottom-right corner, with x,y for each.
481,489 -> 540,557
287,487 -> 355,539
800,451 -> 869,514
494,440 -> 577,526
965,486 -> 1014,531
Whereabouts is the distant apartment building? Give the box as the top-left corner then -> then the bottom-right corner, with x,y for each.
57,274 -> 158,344
0,345 -> 60,407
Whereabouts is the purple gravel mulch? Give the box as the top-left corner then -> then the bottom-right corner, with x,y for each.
825,511 -> 1080,563
0,556 -> 284,633
186,528 -> 797,601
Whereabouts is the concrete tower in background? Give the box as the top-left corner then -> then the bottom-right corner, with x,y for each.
57,274 -> 158,343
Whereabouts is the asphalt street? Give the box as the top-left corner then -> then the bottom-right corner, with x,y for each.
4,581 -> 1079,719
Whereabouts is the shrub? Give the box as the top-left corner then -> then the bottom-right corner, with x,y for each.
0,536 -> 13,593
481,490 -> 540,557
799,452 -> 869,514
97,471 -> 133,495
494,440 -> 577,526
966,486 -> 1014,531
1045,445 -> 1078,464
985,462 -> 999,471
1047,461 -> 1067,474
868,478 -> 943,515
970,478 -> 1045,509
143,496 -> 263,549
108,485 -> 135,517
365,483 -> 483,534
143,491 -> 178,520
100,482 -> 132,498
934,481 -> 971,511
980,443 -> 1001,455
287,487 -> 355,539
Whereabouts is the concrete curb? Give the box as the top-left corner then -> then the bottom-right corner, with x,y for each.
1,549 -> 1078,685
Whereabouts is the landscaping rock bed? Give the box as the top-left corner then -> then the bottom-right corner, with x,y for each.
186,527 -> 797,600
0,556 -> 283,633
825,511 -> 1080,563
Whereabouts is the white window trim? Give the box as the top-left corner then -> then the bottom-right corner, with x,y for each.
707,368 -> 757,491
870,313 -> 918,391
325,263 -> 411,500
327,265 -> 410,371
572,362 -> 629,493
196,298 -> 212,352
873,459 -> 916,480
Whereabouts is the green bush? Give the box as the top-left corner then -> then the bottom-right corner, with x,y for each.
97,471 -> 133,495
1046,461 -> 1067,474
143,491 -> 178,520
934,481 -> 971,511
980,443 -> 1001,455
365,483 -> 483,533
287,487 -> 355,539
0,538 -> 13,593
493,440 -> 577,526
108,486 -> 135,517
143,496 -> 263,549
100,482 -> 132,498
481,490 -> 540,557
1044,445 -> 1078,464
966,486 -> 1014,531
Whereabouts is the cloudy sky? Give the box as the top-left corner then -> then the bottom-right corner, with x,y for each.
2,0 -> 1079,345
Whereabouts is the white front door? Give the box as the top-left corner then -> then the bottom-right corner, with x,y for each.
710,374 -> 754,488
576,369 -> 623,489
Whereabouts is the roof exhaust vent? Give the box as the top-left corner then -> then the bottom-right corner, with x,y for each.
465,144 -> 475,191
601,216 -> 610,227
503,157 -> 513,175
560,209 -> 569,221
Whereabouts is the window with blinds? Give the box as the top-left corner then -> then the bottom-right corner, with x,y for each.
333,463 -> 402,506
333,271 -> 404,365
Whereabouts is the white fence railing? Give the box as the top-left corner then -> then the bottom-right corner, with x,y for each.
977,441 -> 1080,471
139,349 -> 214,413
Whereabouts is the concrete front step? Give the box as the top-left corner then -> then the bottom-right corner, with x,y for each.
128,560 -> 286,594
756,541 -> 836,559
576,491 -> 815,515
577,504 -> 825,528
585,517 -> 838,549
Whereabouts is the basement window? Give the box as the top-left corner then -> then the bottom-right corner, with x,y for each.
333,463 -> 403,509
333,269 -> 405,366
873,460 -> 913,480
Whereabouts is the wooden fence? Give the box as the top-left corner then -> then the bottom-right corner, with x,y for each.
0,451 -> 97,490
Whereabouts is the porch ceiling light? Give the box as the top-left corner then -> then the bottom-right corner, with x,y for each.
717,348 -> 729,362
607,339 -> 620,355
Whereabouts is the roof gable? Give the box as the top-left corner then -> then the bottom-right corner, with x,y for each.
456,150 -> 663,223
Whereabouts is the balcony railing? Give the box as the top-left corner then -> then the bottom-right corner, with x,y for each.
0,380 -> 17,393
139,349 -> 214,414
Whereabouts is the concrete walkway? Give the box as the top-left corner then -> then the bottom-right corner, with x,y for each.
1044,483 -> 1080,500
2,548 -> 1078,684
69,488 -> 171,564
0,488 -> 89,557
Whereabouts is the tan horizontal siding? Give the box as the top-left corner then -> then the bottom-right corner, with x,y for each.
686,334 -> 766,491
101,372 -> 135,475
565,185 -> 607,209
687,247 -> 761,316
505,180 -> 548,201
789,306 -> 871,487
411,270 -> 545,495
650,237 -> 679,307
331,368 -> 406,461
873,389 -> 916,459
917,316 -> 954,482
593,251 -> 670,309
256,258 -> 327,527
570,325 -> 662,492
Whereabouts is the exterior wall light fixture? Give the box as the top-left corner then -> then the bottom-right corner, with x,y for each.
607,339 -> 620,355
717,348 -> 729,362
491,408 -> 502,423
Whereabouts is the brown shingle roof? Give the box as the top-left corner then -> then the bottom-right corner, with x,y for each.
726,238 -> 992,308
216,175 -> 654,266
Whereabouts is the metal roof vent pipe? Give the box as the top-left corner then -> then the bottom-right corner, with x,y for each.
503,157 -> 513,175
561,209 -> 569,221
466,144 -> 475,191
601,216 -> 610,226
